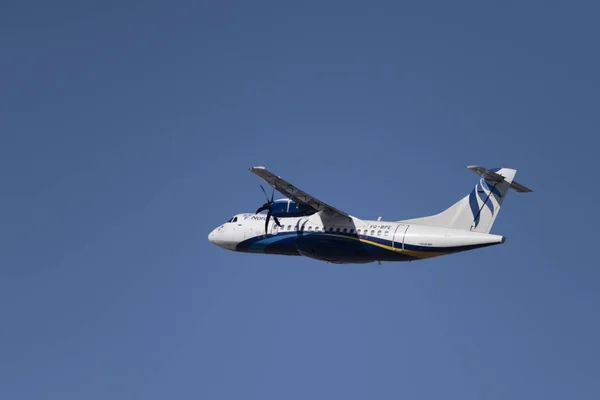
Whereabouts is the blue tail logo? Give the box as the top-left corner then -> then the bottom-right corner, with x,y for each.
469,178 -> 501,227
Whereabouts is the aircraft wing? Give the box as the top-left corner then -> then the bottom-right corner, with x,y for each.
249,166 -> 350,218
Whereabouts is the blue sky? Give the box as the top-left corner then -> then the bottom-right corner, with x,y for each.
1,1 -> 598,398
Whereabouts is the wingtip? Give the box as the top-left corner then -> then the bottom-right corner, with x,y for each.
249,166 -> 266,171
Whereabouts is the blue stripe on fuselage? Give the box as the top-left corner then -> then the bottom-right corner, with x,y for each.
235,231 -> 496,261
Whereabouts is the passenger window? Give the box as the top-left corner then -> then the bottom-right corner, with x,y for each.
329,227 -> 334,232
371,230 -> 375,235
336,228 -> 341,233
350,228 -> 354,233
343,228 -> 347,233
287,225 -> 291,230
322,227 -> 326,232
308,226 -> 312,231
384,231 -> 389,236
357,229 -> 361,233
377,230 -> 381,236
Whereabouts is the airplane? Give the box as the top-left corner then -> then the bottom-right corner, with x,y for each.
208,166 -> 532,264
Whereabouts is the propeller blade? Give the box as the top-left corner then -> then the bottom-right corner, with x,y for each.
265,210 -> 271,233
260,185 -> 270,202
271,188 -> 274,203
255,203 -> 269,214
273,215 -> 282,227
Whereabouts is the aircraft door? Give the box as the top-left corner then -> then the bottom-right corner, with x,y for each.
230,216 -> 247,242
392,224 -> 409,249
244,220 -> 253,239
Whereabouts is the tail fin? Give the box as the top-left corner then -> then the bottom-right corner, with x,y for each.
401,166 -> 532,233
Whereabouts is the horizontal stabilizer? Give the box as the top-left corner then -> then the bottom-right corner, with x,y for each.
508,181 -> 533,193
467,165 -> 533,193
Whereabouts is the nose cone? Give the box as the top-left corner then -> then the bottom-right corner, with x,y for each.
208,227 -> 222,245
208,226 -> 231,250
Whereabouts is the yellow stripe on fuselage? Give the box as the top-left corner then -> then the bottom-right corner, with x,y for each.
318,235 -> 450,260
358,238 -> 449,259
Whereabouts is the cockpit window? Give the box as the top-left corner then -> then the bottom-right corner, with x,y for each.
232,217 -> 238,223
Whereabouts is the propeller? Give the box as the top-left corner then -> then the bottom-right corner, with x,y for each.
255,185 -> 282,233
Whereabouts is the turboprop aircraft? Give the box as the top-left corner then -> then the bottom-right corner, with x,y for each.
208,166 -> 532,263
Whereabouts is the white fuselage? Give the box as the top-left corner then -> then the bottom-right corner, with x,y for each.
208,212 -> 504,264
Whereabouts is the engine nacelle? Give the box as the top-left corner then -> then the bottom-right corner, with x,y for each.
269,199 -> 316,218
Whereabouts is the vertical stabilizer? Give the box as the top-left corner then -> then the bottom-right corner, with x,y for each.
401,166 -> 531,233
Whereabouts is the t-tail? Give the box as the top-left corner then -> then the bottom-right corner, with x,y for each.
402,166 -> 532,233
